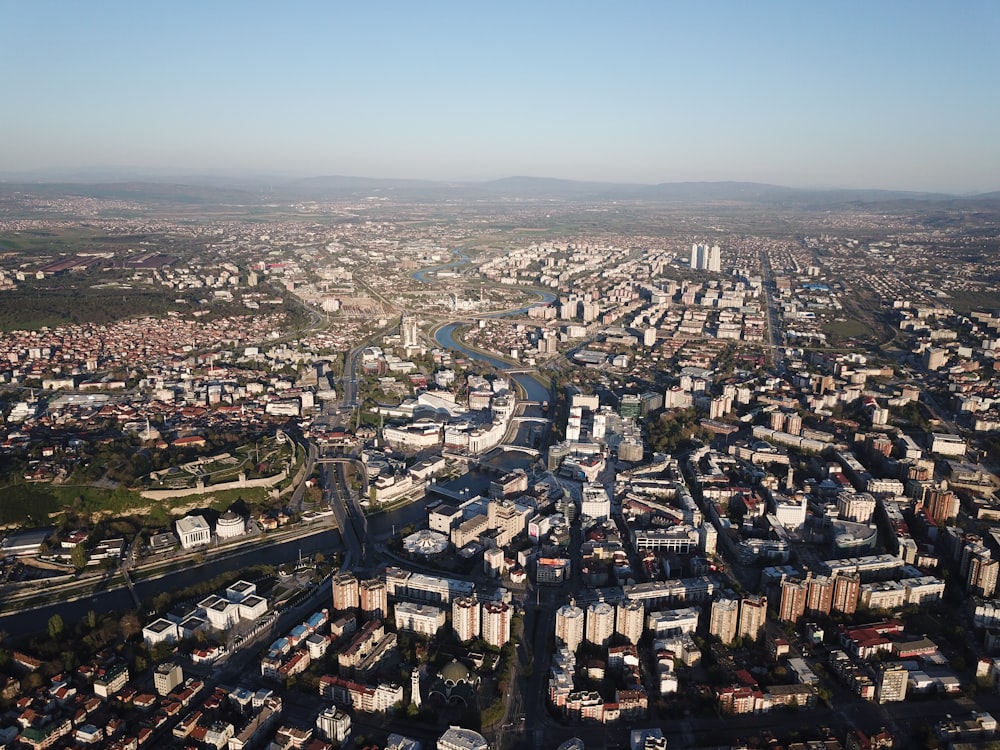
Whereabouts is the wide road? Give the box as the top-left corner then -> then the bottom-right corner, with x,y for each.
760,248 -> 785,371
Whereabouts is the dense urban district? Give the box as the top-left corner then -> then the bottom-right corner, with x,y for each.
1,180 -> 1000,750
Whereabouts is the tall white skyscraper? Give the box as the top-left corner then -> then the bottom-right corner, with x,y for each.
690,243 -> 703,270
585,601 -> 615,647
707,243 -> 721,272
400,315 -> 419,348
555,604 -> 585,652
615,599 -> 644,645
481,601 -> 511,648
709,596 -> 739,645
452,596 -> 480,643
690,243 -> 722,273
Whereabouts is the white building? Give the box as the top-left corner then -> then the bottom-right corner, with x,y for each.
394,601 -> 446,637
215,509 -> 246,539
316,705 -> 352,744
616,599 -> 644,645
154,662 -> 183,696
143,618 -> 179,647
586,601 -> 615,647
438,726 -> 488,750
772,494 -> 807,530
452,597 -> 480,643
555,604 -> 585,652
175,514 -> 211,549
580,482 -> 611,522
481,601 -> 511,648
202,595 -> 241,630
646,607 -> 701,637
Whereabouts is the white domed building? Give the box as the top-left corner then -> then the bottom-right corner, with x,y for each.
403,529 -> 449,557
215,509 -> 247,540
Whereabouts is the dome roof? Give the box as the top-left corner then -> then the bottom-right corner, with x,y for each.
440,658 -> 472,686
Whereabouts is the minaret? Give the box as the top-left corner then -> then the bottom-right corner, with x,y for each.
786,464 -> 795,491
410,667 -> 421,708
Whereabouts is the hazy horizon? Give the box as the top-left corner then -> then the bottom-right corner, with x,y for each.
3,1 -> 999,194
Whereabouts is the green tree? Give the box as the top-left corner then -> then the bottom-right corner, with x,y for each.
71,544 -> 87,572
47,614 -> 64,640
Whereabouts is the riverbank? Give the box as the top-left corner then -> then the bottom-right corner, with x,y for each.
0,519 -> 339,620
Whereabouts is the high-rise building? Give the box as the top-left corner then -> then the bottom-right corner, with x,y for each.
837,492 -> 877,524
481,601 -> 511,648
968,554 -> 999,598
875,663 -> 908,703
832,573 -> 860,615
806,575 -> 834,616
615,600 -> 644,645
778,577 -> 808,623
359,579 -> 387,621
555,604 -> 585,652
737,595 -> 767,641
400,315 -> 419,348
710,597 -> 740,645
585,602 -> 616,648
332,571 -> 359,611
452,597 -> 480,643
707,244 -> 721,273
923,488 -> 959,525
689,243 -> 722,272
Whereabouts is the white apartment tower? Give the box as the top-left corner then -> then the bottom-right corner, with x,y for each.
737,595 -> 768,641
481,601 -> 512,648
586,601 -> 616,648
452,597 -> 480,643
690,243 -> 722,273
709,596 -> 740,645
615,599 -> 644,645
555,604 -> 585,652
400,315 -> 419,348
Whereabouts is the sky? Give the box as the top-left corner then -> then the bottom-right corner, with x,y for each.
3,1 -> 999,193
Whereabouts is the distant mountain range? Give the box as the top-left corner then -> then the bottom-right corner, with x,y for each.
1,169 -> 998,207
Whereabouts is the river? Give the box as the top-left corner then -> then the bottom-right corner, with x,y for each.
2,252 -> 551,638
0,528 -> 341,637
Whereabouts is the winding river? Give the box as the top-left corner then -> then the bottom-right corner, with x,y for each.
1,249 -> 555,638
416,246 -> 556,403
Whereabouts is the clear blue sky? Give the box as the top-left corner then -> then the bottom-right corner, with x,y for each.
3,1 -> 999,192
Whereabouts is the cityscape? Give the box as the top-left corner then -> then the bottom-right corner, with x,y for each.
2,3 -> 1000,750
0,178 -> 998,750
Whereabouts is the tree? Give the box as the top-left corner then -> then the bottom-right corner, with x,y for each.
119,611 -> 141,641
71,544 -> 87,573
47,614 -> 64,640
